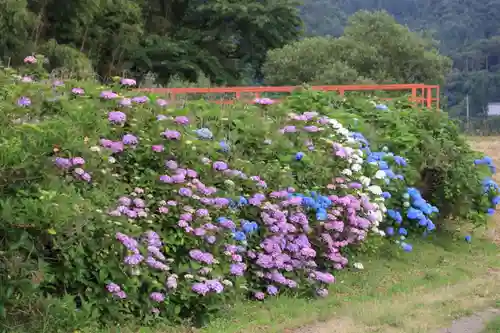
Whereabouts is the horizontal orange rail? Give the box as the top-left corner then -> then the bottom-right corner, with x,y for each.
136,84 -> 440,109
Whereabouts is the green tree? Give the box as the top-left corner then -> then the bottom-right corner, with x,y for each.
263,10 -> 451,86
0,0 -> 36,65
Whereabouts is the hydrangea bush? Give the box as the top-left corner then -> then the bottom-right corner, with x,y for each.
1,57 -> 499,330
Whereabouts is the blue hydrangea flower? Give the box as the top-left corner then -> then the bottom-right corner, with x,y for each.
219,140 -> 230,152
194,128 -> 213,139
381,192 -> 391,199
316,208 -> 327,221
401,242 -> 412,252
376,104 -> 389,110
387,209 -> 403,224
233,231 -> 246,241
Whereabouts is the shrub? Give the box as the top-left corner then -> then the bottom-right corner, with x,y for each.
1,60 -> 498,331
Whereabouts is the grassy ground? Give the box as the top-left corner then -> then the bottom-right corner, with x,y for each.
482,316 -> 500,332
78,235 -> 499,333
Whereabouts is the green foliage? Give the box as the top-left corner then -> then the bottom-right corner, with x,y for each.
300,0 -> 500,121
0,0 -> 302,84
262,11 -> 451,86
281,89 -> 491,226
1,64 -> 497,333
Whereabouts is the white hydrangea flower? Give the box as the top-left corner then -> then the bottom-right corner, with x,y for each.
353,262 -> 364,270
108,156 -> 116,164
329,119 -> 342,129
351,164 -> 362,172
378,203 -> 387,213
337,128 -> 349,137
90,146 -> 101,152
373,210 -> 383,222
368,185 -> 382,195
359,176 -> 371,187
374,170 -> 386,179
403,201 -> 410,208
378,230 -> 386,237
353,156 -> 364,164
222,279 -> 233,287
341,169 -> 353,176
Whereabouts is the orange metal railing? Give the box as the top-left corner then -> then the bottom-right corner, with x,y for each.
136,84 -> 440,109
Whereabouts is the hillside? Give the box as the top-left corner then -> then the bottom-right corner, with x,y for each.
300,0 -> 500,118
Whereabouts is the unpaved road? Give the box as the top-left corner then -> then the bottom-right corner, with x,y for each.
436,308 -> 499,333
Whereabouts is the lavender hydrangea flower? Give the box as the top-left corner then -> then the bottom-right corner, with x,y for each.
100,90 -> 118,99
192,282 -> 209,295
161,130 -> 181,140
156,99 -> 168,107
71,87 -> 84,95
174,116 -> 189,125
108,111 -> 127,124
132,96 -> 149,103
118,98 -> 131,107
120,78 -> 136,86
122,134 -> 138,145
150,292 -> 165,302
17,96 -> 31,107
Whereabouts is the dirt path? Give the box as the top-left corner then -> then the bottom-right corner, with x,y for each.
289,270 -> 500,333
436,308 -> 499,333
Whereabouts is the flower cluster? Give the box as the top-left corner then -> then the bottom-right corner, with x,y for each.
29,73 -> 496,324
54,156 -> 91,182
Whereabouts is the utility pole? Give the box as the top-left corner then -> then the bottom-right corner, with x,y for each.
466,94 -> 470,132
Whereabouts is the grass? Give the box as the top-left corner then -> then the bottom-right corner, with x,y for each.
75,234 -> 499,333
483,316 -> 500,332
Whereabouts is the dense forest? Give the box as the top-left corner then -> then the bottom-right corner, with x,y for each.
0,0 -> 301,85
0,0 -> 498,118
300,0 -> 500,117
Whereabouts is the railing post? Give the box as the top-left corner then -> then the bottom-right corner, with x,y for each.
436,86 -> 440,110
411,87 -> 417,104
426,87 -> 432,108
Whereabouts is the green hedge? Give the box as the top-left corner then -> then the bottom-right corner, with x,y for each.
1,57 -> 498,332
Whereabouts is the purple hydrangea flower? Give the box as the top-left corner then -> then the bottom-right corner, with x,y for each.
17,96 -> 31,107
122,134 -> 138,145
108,111 -> 127,124
150,292 -> 165,302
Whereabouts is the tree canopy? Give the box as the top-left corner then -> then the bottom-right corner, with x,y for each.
0,0 -> 302,85
263,11 -> 452,86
